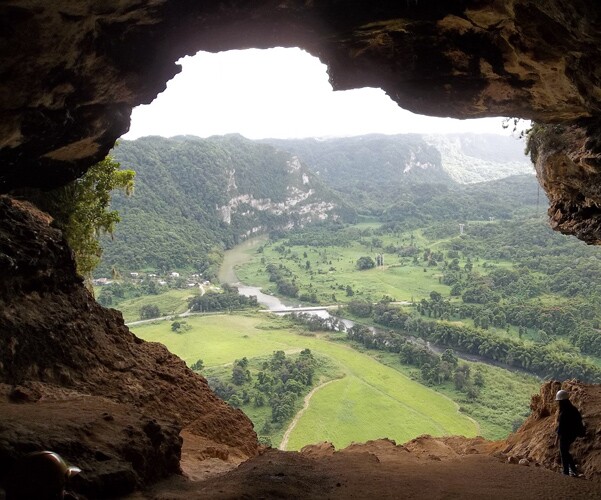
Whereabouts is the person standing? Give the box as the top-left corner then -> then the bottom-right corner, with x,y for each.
555,389 -> 586,477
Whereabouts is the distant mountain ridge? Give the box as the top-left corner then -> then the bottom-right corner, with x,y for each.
423,134 -> 533,184
98,133 -> 536,275
262,134 -> 533,208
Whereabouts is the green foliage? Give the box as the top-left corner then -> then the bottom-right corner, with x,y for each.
28,155 -> 134,281
265,263 -> 298,298
232,357 -> 251,385
377,305 -> 601,382
525,122 -> 569,164
99,136 -> 355,276
347,300 -> 373,317
356,256 -> 376,270
171,320 -> 191,333
139,304 -> 160,319
188,284 -> 258,312
226,350 -> 316,423
190,359 -> 204,371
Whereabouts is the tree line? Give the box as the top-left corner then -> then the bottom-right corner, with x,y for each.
207,349 -> 316,444
188,284 -> 258,312
364,302 -> 601,382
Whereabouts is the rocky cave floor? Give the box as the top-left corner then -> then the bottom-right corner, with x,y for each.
129,437 -> 601,500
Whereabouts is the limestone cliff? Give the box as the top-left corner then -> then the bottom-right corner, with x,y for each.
2,1 -> 601,495
0,196 -> 258,495
503,379 -> 601,479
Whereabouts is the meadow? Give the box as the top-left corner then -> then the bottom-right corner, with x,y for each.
131,313 -> 479,449
235,225 -> 477,305
130,312 -> 541,449
117,288 -> 195,323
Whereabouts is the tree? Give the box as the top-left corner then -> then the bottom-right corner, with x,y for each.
271,392 -> 296,423
347,300 -> 373,317
191,359 -> 204,371
232,358 -> 251,385
254,392 -> 266,407
454,370 -> 467,390
140,304 -> 160,319
33,154 -> 134,283
474,370 -> 485,387
441,349 -> 458,367
228,394 -> 242,408
356,256 -> 376,270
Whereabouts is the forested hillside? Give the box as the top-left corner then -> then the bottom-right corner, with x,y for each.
263,134 -> 533,211
97,135 -> 354,276
98,134 -> 536,277
382,175 -> 542,227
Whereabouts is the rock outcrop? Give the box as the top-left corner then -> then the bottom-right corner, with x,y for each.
529,122 -> 601,244
503,380 -> 601,479
3,1 -> 601,495
1,1 -> 601,245
0,196 -> 258,495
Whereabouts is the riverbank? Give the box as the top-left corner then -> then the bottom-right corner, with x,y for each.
217,236 -> 267,284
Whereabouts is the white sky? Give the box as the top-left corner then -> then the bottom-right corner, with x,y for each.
123,47 -> 520,140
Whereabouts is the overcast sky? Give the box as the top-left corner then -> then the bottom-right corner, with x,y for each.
123,48 -> 519,140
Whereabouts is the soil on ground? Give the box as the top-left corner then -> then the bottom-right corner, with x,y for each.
131,437 -> 601,499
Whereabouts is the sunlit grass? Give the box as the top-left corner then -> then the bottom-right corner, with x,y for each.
117,289 -> 196,322
131,313 -> 478,449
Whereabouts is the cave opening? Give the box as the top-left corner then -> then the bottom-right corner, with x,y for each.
123,47 -> 514,141
105,46 -> 537,458
3,2 -> 601,497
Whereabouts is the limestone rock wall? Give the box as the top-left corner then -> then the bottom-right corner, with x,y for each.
2,2 -> 601,213
529,120 -> 601,243
0,196 -> 258,494
503,380 -> 601,478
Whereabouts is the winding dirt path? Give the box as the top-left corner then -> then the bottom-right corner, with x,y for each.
279,379 -> 337,451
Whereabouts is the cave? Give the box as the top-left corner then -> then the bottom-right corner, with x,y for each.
2,1 -> 601,498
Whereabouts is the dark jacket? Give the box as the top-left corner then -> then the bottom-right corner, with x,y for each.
556,400 -> 584,441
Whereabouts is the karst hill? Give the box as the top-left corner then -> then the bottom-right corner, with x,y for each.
2,1 -> 601,498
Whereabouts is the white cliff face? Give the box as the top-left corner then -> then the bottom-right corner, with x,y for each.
403,149 -> 436,173
216,160 -> 338,228
423,134 -> 533,183
227,169 -> 237,192
287,156 -> 302,172
217,190 -> 336,222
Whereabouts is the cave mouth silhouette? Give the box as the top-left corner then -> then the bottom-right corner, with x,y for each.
122,47 -> 515,142
2,2 -> 601,496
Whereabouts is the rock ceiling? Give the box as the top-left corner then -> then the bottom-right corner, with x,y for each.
1,2 -> 601,493
1,2 -> 601,236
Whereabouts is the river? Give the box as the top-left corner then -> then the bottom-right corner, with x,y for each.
218,238 -> 530,374
219,237 -> 353,327
218,236 -> 298,310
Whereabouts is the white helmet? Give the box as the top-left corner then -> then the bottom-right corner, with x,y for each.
555,389 -> 569,401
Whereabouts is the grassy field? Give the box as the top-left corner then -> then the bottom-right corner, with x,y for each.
372,351 -> 539,439
131,313 -> 479,450
117,289 -> 196,323
234,226 -> 497,305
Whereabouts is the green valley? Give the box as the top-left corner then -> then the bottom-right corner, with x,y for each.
94,132 -> 601,453
130,313 -> 537,447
